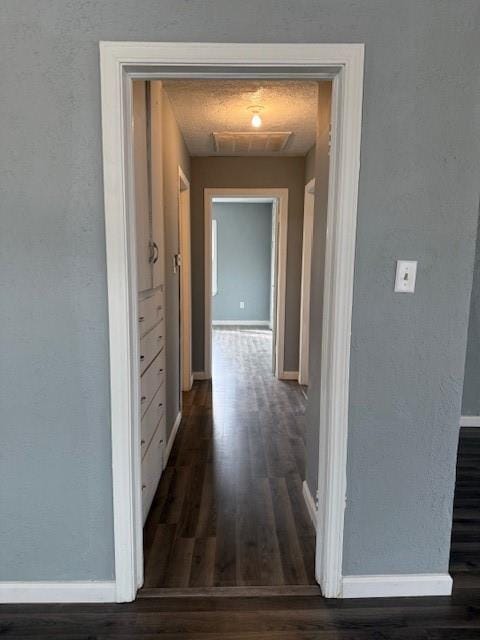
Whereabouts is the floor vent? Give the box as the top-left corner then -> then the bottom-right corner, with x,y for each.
212,131 -> 292,154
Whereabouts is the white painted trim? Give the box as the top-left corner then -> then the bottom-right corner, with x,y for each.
178,166 -> 192,392
341,574 -> 453,599
280,371 -> 300,380
315,43 -> 364,599
165,411 -> 182,464
99,40 -> 364,602
0,581 -> 116,604
302,480 -> 317,531
212,320 -> 270,326
299,178 -> 315,386
192,371 -> 210,380
204,188 -> 288,380
460,415 -> 480,427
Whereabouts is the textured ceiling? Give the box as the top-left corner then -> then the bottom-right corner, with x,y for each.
163,80 -> 318,156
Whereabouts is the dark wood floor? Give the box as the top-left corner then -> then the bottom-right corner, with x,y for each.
1,419 -> 478,637
143,326 -> 316,588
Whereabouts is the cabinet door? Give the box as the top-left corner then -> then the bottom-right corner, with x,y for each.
149,81 -> 165,289
132,81 -> 152,293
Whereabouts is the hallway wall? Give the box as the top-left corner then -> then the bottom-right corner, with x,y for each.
462,210 -> 480,417
162,90 -> 191,440
191,155 -> 306,373
0,1 -> 479,583
212,202 -> 272,323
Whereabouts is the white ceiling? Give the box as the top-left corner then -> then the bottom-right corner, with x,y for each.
163,80 -> 319,156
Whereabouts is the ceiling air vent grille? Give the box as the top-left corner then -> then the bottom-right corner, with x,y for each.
212,131 -> 292,154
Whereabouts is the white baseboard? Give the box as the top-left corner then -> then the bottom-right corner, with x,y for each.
460,415 -> 480,427
0,581 -> 116,603
212,320 -> 270,326
302,480 -> 317,531
341,573 -> 452,598
193,371 -> 211,380
279,371 -> 299,380
165,411 -> 182,464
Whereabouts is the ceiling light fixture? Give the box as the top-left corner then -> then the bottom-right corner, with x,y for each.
251,112 -> 262,128
248,106 -> 264,128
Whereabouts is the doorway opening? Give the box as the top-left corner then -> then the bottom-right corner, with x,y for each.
100,42 -> 364,602
210,196 -> 277,381
204,190 -> 288,380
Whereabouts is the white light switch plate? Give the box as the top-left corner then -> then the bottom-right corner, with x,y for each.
395,260 -> 417,293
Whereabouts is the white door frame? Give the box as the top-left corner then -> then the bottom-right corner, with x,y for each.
204,189 -> 288,380
178,166 -> 193,392
99,41 -> 364,602
299,178 -> 315,386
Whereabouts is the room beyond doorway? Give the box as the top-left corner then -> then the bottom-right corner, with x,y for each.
204,188 -> 289,380
211,198 -> 277,374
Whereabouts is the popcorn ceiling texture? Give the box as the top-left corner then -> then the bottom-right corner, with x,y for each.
164,80 -> 318,156
0,0 -> 479,581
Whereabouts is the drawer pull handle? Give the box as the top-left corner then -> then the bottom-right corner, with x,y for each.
142,484 -> 146,491
139,316 -> 145,322
141,439 -> 145,445
140,355 -> 145,361
160,439 -> 164,444
158,402 -> 163,407
141,395 -> 147,403
157,335 -> 162,340
157,305 -> 162,311
158,368 -> 164,374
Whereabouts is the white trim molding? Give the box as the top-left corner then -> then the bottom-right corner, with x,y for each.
212,320 -> 271,326
165,411 -> 182,464
100,41 -> 364,602
302,480 -> 317,531
280,371 -> 300,380
192,371 -> 210,380
0,581 -> 116,604
460,416 -> 480,427
341,574 -> 453,599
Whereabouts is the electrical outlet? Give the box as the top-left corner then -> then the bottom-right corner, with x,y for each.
239,301 -> 245,309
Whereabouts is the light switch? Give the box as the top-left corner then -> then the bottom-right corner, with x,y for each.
239,301 -> 245,309
394,260 -> 417,293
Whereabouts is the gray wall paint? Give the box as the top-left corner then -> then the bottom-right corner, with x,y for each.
162,91 -> 191,440
191,156 -> 306,373
212,202 -> 272,322
1,1 -> 479,582
462,211 -> 480,416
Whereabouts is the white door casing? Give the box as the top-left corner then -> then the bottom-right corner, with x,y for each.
299,178 -> 315,386
99,42 -> 364,603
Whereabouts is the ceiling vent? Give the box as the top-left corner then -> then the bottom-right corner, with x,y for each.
212,131 -> 292,154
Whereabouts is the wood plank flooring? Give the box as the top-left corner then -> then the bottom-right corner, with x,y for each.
1,396 -> 478,638
143,326 -> 316,588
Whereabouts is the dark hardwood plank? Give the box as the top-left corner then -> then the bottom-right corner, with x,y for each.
143,326 -> 316,588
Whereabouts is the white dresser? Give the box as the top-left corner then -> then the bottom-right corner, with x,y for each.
138,288 -> 166,522
133,79 -> 167,524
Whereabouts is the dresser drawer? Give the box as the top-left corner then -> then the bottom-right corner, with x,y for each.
140,347 -> 165,417
141,386 -> 166,459
139,319 -> 165,374
141,424 -> 165,523
138,288 -> 164,337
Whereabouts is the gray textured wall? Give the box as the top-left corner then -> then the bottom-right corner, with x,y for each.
0,0 -> 479,582
191,156 -> 306,373
462,211 -> 480,417
162,91 -> 190,440
212,202 -> 272,323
